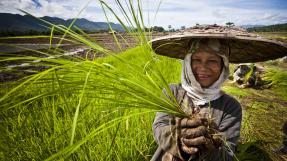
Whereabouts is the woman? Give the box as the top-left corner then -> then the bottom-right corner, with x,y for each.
150,25 -> 287,161
151,38 -> 242,161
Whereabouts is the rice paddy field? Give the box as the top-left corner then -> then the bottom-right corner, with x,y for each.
1,34 -> 287,161
1,1 -> 287,161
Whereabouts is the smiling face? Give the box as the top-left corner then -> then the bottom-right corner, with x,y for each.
191,48 -> 223,88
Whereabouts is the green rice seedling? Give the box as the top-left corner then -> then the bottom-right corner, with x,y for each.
243,63 -> 255,84
262,67 -> 287,87
0,1 -> 189,160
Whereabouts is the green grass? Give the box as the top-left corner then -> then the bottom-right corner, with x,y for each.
257,32 -> 287,42
222,86 -> 250,97
239,99 -> 287,161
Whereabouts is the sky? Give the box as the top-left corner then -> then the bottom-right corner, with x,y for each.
0,0 -> 287,29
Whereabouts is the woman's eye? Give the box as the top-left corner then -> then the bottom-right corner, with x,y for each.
208,60 -> 219,64
192,59 -> 200,63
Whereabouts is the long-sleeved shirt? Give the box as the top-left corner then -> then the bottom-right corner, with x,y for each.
151,84 -> 242,161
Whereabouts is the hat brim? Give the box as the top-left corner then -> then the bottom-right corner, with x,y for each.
151,33 -> 287,63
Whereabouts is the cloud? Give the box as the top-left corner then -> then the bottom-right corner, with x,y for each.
32,0 -> 42,8
250,13 -> 287,25
0,0 -> 37,13
0,0 -> 89,18
152,0 -> 287,28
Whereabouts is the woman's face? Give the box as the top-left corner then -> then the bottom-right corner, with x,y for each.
191,49 -> 223,88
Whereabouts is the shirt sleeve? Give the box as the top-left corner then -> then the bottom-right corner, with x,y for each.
152,84 -> 184,159
217,95 -> 242,161
152,112 -> 183,158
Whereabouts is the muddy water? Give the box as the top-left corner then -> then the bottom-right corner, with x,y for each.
0,33 -> 167,82
0,45 -> 90,82
0,44 -> 69,53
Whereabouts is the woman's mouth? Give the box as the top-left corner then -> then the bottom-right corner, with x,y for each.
196,74 -> 210,80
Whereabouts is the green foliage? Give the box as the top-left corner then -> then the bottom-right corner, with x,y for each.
243,63 -> 255,84
151,26 -> 165,32
263,67 -> 287,87
222,86 -> 250,97
239,98 -> 287,161
262,67 -> 287,101
236,141 -> 272,161
247,23 -> 287,32
225,22 -> 234,27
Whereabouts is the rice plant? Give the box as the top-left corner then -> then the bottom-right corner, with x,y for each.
0,0 -> 187,160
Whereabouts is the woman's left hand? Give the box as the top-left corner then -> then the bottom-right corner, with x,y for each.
177,117 -> 221,155
181,133 -> 217,154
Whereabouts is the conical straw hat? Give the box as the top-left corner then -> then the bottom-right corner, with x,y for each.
151,25 -> 287,63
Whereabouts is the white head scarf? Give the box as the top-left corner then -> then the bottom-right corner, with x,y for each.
181,39 -> 230,106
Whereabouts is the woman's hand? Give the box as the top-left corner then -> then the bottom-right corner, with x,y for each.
176,117 -> 220,156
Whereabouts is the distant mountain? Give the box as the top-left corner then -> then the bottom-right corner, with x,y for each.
246,23 -> 287,32
0,13 -> 124,33
240,24 -> 265,29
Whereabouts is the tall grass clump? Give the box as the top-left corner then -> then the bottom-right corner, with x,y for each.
262,67 -> 287,101
262,67 -> 287,87
0,0 -> 186,160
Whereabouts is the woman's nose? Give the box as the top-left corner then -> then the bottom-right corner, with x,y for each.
200,61 -> 211,68
196,62 -> 210,71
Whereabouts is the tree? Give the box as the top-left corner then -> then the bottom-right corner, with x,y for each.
181,26 -> 186,30
226,22 -> 235,27
152,26 -> 165,32
168,25 -> 172,31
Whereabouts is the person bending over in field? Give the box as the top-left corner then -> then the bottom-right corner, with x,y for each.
151,38 -> 242,161
232,63 -> 264,88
